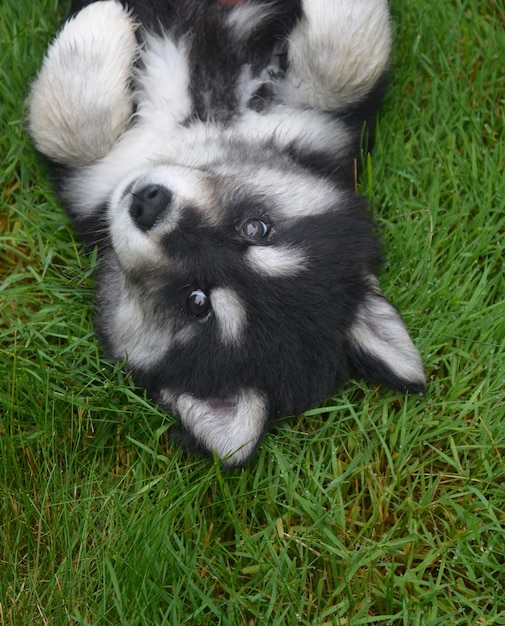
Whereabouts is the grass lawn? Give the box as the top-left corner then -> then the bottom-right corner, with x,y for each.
1,0 -> 504,624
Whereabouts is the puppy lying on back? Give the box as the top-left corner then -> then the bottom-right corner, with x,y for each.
28,0 -> 425,468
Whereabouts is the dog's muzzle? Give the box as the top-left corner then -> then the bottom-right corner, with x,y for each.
129,184 -> 173,231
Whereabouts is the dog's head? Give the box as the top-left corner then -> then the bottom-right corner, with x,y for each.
95,144 -> 425,468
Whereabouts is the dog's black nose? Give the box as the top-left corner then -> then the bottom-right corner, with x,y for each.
129,184 -> 172,231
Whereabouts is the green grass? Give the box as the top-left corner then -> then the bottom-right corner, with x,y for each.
1,0 -> 504,623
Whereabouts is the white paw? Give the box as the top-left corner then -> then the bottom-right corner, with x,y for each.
281,0 -> 392,111
28,0 -> 138,166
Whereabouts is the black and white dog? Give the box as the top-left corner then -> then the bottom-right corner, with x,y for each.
28,0 -> 425,468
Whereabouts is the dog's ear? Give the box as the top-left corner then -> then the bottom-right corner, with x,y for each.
348,281 -> 426,394
168,390 -> 269,469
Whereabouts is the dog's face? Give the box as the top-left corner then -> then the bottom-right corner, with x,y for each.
95,148 -> 384,464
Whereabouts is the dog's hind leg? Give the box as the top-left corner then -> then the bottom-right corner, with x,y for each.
28,1 -> 138,167
280,0 -> 392,112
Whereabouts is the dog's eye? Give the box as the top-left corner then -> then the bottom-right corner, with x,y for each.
240,219 -> 269,240
186,289 -> 210,316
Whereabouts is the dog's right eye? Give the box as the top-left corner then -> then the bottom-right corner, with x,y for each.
240,219 -> 270,241
186,289 -> 210,316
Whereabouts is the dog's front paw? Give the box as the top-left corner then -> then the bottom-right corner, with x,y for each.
28,0 -> 138,166
280,0 -> 392,111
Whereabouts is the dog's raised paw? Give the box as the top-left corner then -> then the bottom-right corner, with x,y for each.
280,0 -> 392,111
28,0 -> 138,166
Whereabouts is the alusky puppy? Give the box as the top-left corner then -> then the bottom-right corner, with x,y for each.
28,0 -> 425,468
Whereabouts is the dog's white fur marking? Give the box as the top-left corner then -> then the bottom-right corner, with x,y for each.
247,246 -> 308,277
109,208 -> 161,271
280,0 -> 392,110
263,171 -> 339,219
223,164 -> 340,222
111,289 -> 173,366
173,389 -> 268,468
28,0 -> 138,166
236,106 -> 352,158
227,3 -> 276,41
210,287 -> 247,346
135,35 -> 192,125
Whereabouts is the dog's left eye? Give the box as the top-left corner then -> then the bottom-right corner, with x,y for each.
240,219 -> 270,240
186,289 -> 210,316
